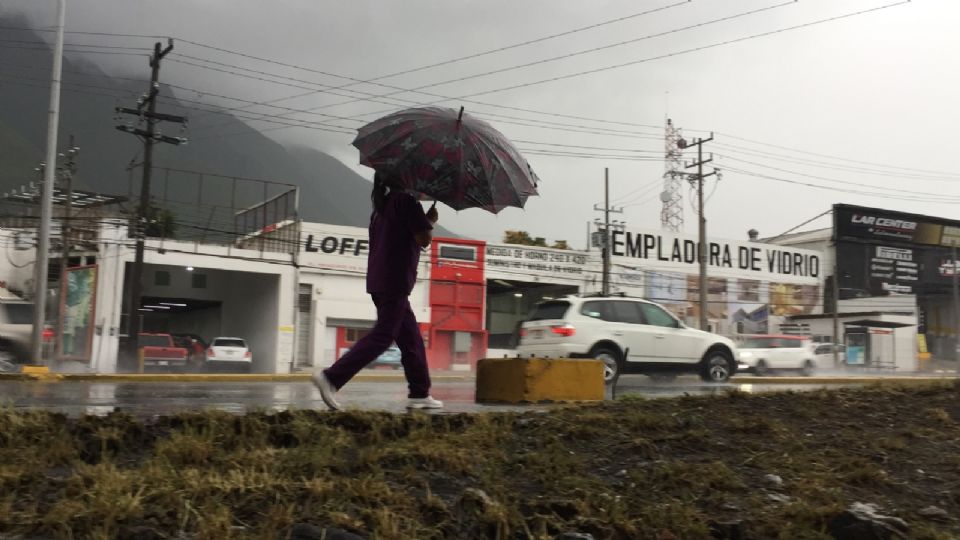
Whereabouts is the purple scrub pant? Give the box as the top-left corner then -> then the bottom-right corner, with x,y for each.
323,293 -> 431,399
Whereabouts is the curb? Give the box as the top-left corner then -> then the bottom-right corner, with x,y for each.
730,375 -> 958,384
0,372 -> 475,383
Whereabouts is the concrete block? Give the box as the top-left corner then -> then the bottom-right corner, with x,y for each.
476,357 -> 605,403
20,365 -> 50,375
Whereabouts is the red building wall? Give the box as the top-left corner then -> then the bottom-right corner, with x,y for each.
426,237 -> 487,370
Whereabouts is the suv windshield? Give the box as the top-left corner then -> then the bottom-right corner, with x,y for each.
528,301 -> 571,321
214,338 -> 246,347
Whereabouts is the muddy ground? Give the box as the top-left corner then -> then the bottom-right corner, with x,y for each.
1,381 -> 959,539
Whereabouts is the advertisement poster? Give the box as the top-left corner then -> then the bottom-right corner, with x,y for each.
59,266 -> 97,360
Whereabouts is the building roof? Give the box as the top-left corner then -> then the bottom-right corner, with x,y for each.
3,186 -> 126,208
762,227 -> 831,245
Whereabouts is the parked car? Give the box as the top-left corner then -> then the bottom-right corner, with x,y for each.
172,333 -> 208,367
368,344 -> 402,369
139,333 -> 189,371
206,337 -> 252,372
0,299 -> 35,364
814,343 -> 846,365
737,335 -> 817,376
517,295 -> 738,383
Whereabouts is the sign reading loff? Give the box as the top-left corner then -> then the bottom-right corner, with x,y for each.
304,234 -> 369,256
609,229 -> 821,280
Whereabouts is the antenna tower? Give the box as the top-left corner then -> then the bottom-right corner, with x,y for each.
659,118 -> 686,232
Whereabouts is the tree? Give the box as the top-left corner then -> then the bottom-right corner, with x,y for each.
145,205 -> 177,238
503,230 -> 569,249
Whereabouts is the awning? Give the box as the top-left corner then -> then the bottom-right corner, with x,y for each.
843,319 -> 914,329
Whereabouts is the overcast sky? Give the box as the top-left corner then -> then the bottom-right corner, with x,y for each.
5,0 -> 959,247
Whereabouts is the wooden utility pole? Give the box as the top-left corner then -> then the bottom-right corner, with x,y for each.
683,134 -> 716,331
115,39 -> 186,361
593,168 -> 623,296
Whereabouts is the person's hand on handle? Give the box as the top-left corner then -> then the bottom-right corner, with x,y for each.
426,202 -> 439,224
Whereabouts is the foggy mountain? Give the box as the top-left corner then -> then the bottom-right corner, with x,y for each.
0,16 -> 456,237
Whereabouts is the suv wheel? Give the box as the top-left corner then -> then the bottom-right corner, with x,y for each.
754,360 -> 769,376
700,351 -> 733,383
590,346 -> 622,383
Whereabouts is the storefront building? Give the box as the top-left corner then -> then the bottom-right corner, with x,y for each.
768,203 -> 960,369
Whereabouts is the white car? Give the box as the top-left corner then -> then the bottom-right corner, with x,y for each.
517,295 -> 738,383
205,337 -> 252,372
737,335 -> 817,376
814,343 -> 846,366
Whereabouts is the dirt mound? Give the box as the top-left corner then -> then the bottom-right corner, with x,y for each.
1,382 -> 959,539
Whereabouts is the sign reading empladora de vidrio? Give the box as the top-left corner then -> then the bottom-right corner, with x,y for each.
608,227 -> 822,284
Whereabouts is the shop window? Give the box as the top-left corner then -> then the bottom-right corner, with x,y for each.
154,270 -> 170,286
191,273 -> 207,289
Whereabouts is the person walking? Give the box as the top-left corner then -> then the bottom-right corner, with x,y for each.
312,171 -> 443,410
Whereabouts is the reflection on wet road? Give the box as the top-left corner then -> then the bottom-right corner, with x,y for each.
0,375 -> 859,417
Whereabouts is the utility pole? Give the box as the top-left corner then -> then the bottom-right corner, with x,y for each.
683,134 -> 716,331
593,168 -> 623,296
56,136 -> 79,358
30,0 -> 66,365
952,245 -> 959,369
833,259 -> 842,368
115,39 -> 187,361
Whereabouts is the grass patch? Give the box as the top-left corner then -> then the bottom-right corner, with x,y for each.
1,382 -> 960,538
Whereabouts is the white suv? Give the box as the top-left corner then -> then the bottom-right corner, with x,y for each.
517,295 -> 738,383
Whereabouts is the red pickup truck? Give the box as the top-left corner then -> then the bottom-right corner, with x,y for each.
139,333 -> 189,371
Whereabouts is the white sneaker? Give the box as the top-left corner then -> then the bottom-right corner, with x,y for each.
311,371 -> 341,411
407,396 -> 444,409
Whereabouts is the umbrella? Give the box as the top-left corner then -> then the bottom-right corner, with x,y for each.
352,106 -> 539,213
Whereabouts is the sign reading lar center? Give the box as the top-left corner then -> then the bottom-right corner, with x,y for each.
609,229 -> 821,281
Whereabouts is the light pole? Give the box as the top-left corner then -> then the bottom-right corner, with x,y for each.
30,0 -> 66,364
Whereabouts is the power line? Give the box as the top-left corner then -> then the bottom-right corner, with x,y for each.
404,0 -> 911,104
716,131 -> 960,178
713,141 -> 960,182
715,155 -> 960,200
309,1 -> 790,114
722,165 -> 960,204
180,1 -> 691,122
170,3 -> 790,136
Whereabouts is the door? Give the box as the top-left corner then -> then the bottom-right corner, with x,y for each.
296,285 -> 313,367
638,303 -> 701,363
607,301 -> 659,364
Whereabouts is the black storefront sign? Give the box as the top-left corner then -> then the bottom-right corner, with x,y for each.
834,204 -> 948,246
837,242 -> 921,297
834,204 -> 960,298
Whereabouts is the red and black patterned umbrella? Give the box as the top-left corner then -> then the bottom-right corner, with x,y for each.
352,107 -> 539,213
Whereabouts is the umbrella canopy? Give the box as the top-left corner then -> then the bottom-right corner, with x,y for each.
352,107 -> 539,213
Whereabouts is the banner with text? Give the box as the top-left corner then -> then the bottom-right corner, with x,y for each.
608,228 -> 822,285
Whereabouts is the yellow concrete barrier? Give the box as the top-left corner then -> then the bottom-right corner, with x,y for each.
20,365 -> 50,375
476,357 -> 605,403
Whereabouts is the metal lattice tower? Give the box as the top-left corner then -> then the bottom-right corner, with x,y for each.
660,118 -> 686,232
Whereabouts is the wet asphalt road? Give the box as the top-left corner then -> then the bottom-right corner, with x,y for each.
0,375 -> 858,417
